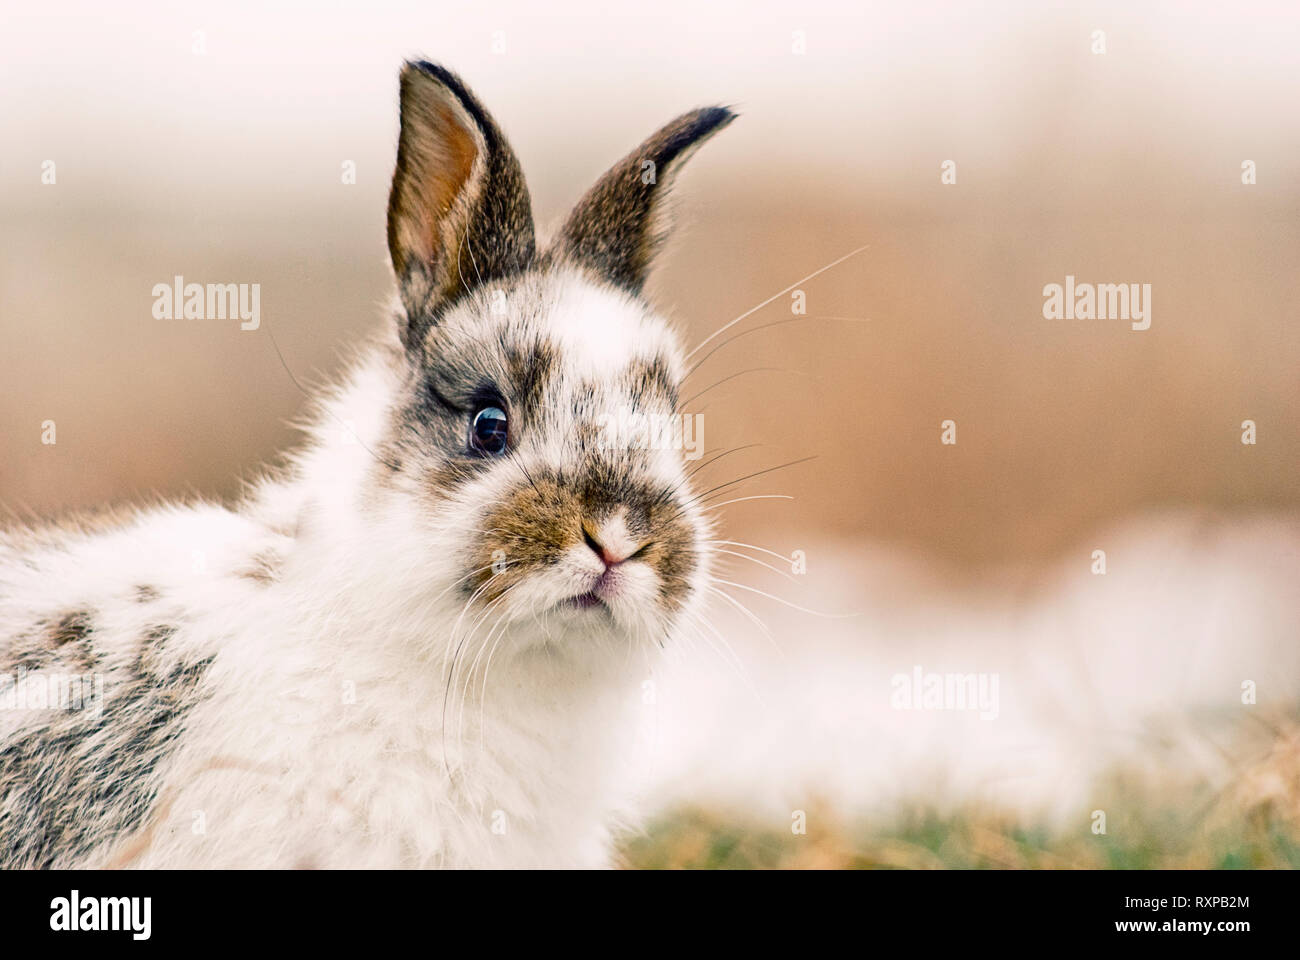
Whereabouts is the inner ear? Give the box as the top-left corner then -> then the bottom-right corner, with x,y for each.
547,106 -> 735,295
386,86 -> 481,281
386,61 -> 536,347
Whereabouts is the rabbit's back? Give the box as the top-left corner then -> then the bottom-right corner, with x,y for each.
0,502 -> 283,867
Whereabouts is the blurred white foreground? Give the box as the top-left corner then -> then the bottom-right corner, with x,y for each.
635,512 -> 1300,827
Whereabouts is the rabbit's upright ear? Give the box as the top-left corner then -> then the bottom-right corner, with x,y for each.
387,61 -> 535,345
549,107 -> 735,295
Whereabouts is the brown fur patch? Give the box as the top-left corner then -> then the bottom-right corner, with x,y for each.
466,466 -> 697,611
0,643 -> 213,868
133,624 -> 211,702
623,355 -> 678,409
505,336 -> 558,428
237,551 -> 282,586
467,471 -> 583,602
48,611 -> 93,650
4,630 -> 52,672
134,623 -> 176,680
3,611 -> 98,672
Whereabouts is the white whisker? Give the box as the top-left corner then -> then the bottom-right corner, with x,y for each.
712,577 -> 858,619
684,243 -> 870,360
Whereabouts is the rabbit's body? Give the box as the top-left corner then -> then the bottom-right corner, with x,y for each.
0,63 -> 732,868
3,344 -> 637,868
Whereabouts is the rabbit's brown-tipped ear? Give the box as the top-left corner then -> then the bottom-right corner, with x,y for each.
548,106 -> 735,295
387,61 -> 535,344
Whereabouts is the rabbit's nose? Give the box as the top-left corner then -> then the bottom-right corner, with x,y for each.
581,512 -> 646,568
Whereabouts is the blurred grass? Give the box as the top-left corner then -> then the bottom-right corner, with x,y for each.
618,722 -> 1300,869
618,807 -> 1300,869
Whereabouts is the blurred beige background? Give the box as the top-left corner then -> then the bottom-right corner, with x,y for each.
5,0 -> 1300,863
2,0 -> 1297,575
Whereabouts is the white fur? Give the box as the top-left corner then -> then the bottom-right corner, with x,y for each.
547,279 -> 677,378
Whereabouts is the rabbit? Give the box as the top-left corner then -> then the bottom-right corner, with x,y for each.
0,60 -> 734,868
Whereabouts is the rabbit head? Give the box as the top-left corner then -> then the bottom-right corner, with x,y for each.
369,61 -> 733,652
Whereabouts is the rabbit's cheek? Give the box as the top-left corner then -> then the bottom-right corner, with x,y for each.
638,519 -> 699,612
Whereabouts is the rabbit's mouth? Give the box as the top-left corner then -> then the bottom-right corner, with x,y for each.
567,591 -> 604,610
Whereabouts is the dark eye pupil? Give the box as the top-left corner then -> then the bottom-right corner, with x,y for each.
471,406 -> 508,455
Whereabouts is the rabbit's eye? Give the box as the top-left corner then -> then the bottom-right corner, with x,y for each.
470,405 -> 509,455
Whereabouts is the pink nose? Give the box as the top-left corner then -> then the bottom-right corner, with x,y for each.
582,525 -> 639,568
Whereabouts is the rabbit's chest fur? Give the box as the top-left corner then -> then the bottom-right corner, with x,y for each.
0,512 -> 640,869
